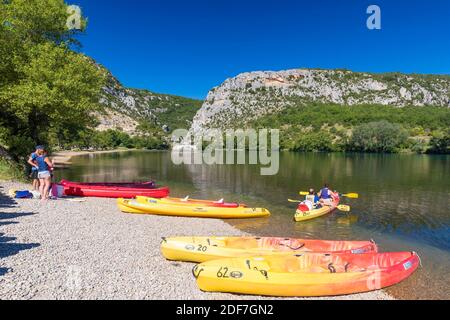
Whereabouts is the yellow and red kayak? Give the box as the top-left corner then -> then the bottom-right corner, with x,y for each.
161,236 -> 378,263
117,198 -> 270,219
295,193 -> 340,222
193,251 -> 420,297
135,196 -> 246,208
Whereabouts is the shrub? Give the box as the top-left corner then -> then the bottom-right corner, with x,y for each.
347,121 -> 408,153
5,135 -> 36,162
0,157 -> 26,181
293,131 -> 335,152
427,130 -> 450,154
407,138 -> 428,154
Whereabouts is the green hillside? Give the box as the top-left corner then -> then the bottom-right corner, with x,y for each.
249,102 -> 450,153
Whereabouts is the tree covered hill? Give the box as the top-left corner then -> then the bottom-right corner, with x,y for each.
98,67 -> 202,136
189,69 -> 450,154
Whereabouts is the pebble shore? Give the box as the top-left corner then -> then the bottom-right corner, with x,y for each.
0,181 -> 393,300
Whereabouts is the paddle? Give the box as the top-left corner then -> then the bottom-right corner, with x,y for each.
340,193 -> 359,199
337,204 -> 351,212
299,191 -> 359,199
287,199 -> 351,212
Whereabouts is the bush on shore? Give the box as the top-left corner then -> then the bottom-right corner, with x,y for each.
347,121 -> 408,153
0,157 -> 25,181
292,131 -> 337,152
62,129 -> 168,151
427,130 -> 450,154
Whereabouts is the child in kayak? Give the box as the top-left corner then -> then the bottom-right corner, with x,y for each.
305,188 -> 320,204
299,188 -> 321,212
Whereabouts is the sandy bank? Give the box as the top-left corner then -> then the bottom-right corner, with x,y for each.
0,181 -> 393,300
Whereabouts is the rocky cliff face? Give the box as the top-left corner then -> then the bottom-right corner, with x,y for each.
190,69 -> 450,134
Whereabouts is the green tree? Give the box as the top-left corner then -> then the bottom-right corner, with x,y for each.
2,43 -> 105,144
293,131 -> 335,152
427,130 -> 450,154
348,121 -> 408,153
0,0 -> 105,161
0,0 -> 86,45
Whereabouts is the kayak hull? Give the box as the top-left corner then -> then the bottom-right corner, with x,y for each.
135,196 -> 244,208
161,236 -> 378,263
61,180 -> 169,198
64,187 -> 169,198
194,252 -> 419,297
60,179 -> 155,188
118,199 -> 270,219
295,195 -> 340,222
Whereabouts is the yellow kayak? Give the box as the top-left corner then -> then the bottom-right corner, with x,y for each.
117,198 -> 270,219
161,236 -> 378,263
294,194 -> 340,222
193,252 -> 420,297
135,196 -> 245,208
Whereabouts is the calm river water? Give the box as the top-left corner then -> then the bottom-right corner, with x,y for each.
54,150 -> 450,299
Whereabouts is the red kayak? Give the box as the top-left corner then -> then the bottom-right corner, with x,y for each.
60,180 -> 169,198
60,179 -> 155,188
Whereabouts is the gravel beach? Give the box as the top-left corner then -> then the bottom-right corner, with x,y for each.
0,181 -> 393,300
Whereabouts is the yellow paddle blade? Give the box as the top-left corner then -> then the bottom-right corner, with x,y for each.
300,191 -> 359,198
288,199 -> 302,203
342,193 -> 359,199
337,205 -> 351,212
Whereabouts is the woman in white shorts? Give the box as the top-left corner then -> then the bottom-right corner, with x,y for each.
35,147 -> 53,200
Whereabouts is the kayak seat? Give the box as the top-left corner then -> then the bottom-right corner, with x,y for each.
225,238 -> 258,249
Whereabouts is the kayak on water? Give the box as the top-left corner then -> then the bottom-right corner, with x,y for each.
135,196 -> 246,208
161,236 -> 378,263
193,251 -> 420,297
60,179 -> 155,188
117,198 -> 270,219
61,180 -> 169,198
295,192 -> 340,222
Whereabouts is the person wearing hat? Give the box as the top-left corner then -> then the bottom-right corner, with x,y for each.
27,145 -> 44,191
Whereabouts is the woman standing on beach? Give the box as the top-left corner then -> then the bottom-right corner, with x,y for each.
36,147 -> 53,200
27,146 -> 41,191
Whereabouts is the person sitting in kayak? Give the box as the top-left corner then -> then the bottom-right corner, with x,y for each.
298,189 -> 321,212
318,183 -> 334,206
305,188 -> 320,205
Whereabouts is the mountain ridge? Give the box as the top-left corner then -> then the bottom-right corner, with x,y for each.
190,68 -> 450,135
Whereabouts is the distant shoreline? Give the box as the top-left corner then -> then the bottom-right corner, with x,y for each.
52,149 -> 135,167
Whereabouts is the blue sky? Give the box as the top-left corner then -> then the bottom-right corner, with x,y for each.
73,0 -> 450,99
